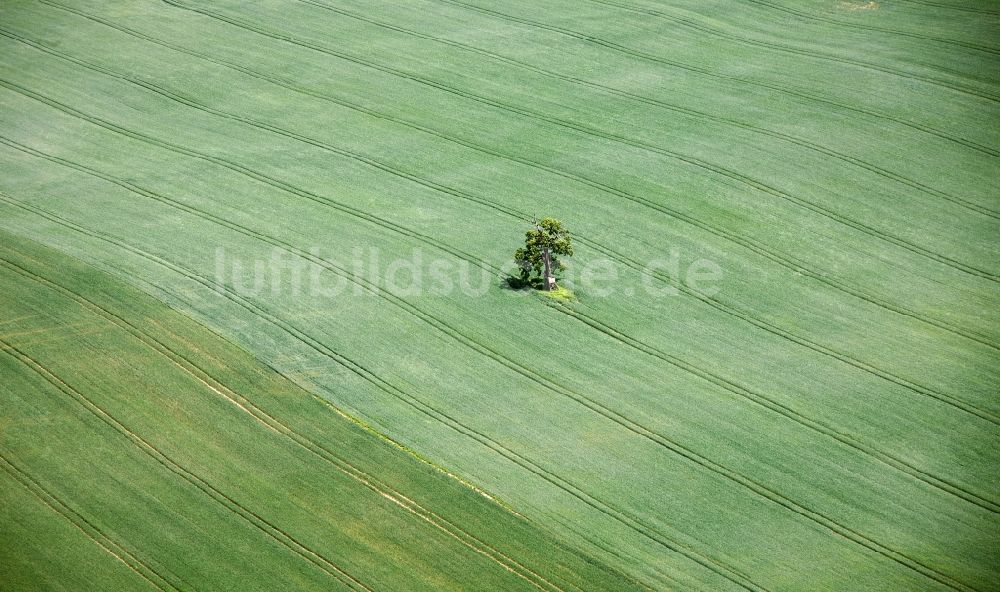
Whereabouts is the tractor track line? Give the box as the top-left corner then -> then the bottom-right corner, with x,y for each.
4,194 -> 960,592
0,172 -> 975,592
427,0 -> 1000,103
40,0 -> 997,160
148,0 -> 1000,279
599,0 -> 1000,58
3,3 -> 992,588
293,0 -> 999,221
0,255 -> 572,592
16,71 -> 994,434
0,453 -> 182,592
26,4 -> 1000,280
6,120 -> 998,517
417,0 -> 1000,156
6,84 -> 999,451
737,0 -> 1000,55
0,196 -> 767,592
0,77 -> 494,276
545,300 -> 1000,513
9,22 -> 997,358
558,525 -> 672,592
0,337 -> 375,592
897,0 -> 1000,16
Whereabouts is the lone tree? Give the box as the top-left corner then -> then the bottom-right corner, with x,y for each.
514,218 -> 573,291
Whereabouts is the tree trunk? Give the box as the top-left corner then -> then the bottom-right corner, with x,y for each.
542,246 -> 555,291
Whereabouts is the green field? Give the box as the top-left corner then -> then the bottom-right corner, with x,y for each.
0,0 -> 997,590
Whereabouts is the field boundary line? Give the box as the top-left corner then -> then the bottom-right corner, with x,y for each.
8,76 -> 998,431
0,258 -> 574,592
0,195 -> 767,592
5,123 -> 999,509
0,185 -> 977,591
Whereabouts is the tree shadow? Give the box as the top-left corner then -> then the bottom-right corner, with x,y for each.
502,275 -> 569,292
502,275 -> 540,291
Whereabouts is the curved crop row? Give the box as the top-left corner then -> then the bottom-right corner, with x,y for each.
9,61 -> 996,431
0,452 -> 184,592
292,0 -> 998,221
544,300 -> 999,513
0,338 -> 374,592
6,71 -> 998,445
0,252 -> 579,592
43,0 -> 998,161
0,143 -> 977,590
897,0 -> 1000,16
8,19 -> 996,359
616,0 -> 1000,55
426,0 -> 1000,102
0,195 -> 753,592
5,80 -> 998,494
148,1 -> 1000,277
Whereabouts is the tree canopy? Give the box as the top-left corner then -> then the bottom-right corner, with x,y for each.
513,218 -> 573,289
